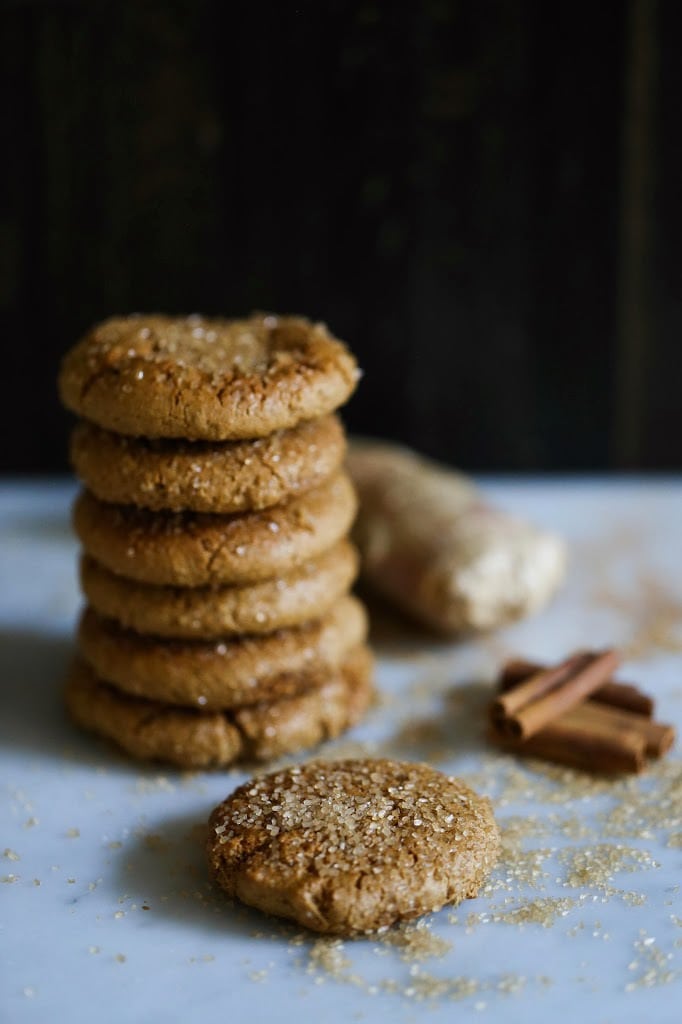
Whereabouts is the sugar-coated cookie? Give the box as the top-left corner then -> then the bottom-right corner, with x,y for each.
59,314 -> 359,440
207,759 -> 499,935
77,594 -> 367,709
73,472 -> 356,587
70,415 -> 346,514
79,541 -> 358,638
65,645 -> 374,768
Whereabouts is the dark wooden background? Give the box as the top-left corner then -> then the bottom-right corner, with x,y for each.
3,0 -> 680,474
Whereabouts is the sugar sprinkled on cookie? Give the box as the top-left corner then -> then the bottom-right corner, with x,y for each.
79,540 -> 358,639
73,472 -> 357,587
59,313 -> 359,440
69,414 -> 346,514
206,759 -> 499,936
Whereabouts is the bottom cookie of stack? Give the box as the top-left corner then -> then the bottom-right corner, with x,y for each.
65,645 -> 373,768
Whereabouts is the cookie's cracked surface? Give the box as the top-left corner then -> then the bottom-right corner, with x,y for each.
59,313 -> 359,440
70,414 -> 346,513
65,646 -> 374,768
79,540 -> 358,638
77,594 -> 367,709
207,759 -> 500,935
73,472 -> 357,586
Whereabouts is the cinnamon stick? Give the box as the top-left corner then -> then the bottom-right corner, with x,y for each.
569,703 -> 675,758
491,700 -> 674,773
493,649 -> 621,740
489,705 -> 646,774
491,653 -> 592,722
499,658 -> 655,717
489,650 -> 675,773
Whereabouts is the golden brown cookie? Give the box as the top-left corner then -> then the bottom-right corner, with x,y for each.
231,645 -> 373,763
79,541 -> 359,639
206,759 -> 500,936
70,415 -> 346,514
73,472 -> 356,587
77,594 -> 368,709
59,313 -> 359,440
65,645 -> 374,768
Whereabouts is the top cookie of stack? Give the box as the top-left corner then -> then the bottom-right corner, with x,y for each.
59,313 -> 373,768
60,313 -> 359,444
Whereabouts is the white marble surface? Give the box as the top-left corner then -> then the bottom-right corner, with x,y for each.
1,478 -> 681,1024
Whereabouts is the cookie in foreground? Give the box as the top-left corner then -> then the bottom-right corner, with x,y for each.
206,759 -> 499,935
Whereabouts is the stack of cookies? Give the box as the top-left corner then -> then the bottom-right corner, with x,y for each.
58,313 -> 373,769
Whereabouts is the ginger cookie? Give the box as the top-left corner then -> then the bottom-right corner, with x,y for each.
73,472 -> 356,587
65,645 -> 374,769
70,415 -> 346,514
77,594 -> 368,709
59,313 -> 359,440
206,759 -> 500,936
79,541 -> 358,639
